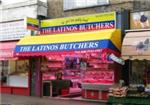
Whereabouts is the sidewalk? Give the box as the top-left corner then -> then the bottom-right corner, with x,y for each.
1,94 -> 106,105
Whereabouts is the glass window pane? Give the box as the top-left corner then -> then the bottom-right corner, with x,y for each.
98,0 -> 109,5
63,0 -> 109,10
75,0 -> 86,7
86,0 -> 98,6
63,0 -> 75,10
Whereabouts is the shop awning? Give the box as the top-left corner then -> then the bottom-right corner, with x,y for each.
0,42 -> 18,60
122,30 -> 150,60
14,29 -> 121,57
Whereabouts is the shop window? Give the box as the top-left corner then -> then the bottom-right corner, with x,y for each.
16,60 -> 29,72
63,0 -> 109,11
1,60 -> 29,87
0,61 -> 8,85
8,60 -> 29,87
1,61 -> 8,71
130,11 -> 150,29
130,60 -> 150,85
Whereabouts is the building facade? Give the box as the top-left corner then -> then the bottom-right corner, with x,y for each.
0,0 -> 47,96
1,0 -> 150,102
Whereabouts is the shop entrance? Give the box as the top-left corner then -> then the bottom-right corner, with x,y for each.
13,29 -> 121,100
40,50 -> 121,99
41,55 -> 84,98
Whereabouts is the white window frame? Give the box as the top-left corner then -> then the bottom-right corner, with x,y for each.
63,0 -> 110,11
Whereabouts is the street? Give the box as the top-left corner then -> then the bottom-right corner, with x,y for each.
1,94 -> 106,105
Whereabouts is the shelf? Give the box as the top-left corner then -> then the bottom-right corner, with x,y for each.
46,61 -> 64,69
64,76 -> 81,79
81,83 -> 112,90
64,69 -> 81,71
48,60 -> 63,62
88,60 -> 114,64
47,66 -> 63,68
86,68 -> 113,71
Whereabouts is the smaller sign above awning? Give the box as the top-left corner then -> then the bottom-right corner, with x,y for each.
122,30 -> 150,60
0,42 -> 18,60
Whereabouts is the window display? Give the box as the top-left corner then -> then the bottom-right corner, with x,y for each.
130,60 -> 150,85
0,61 -> 8,85
0,60 -> 29,87
41,51 -> 121,99
108,60 -> 150,103
42,56 -> 64,80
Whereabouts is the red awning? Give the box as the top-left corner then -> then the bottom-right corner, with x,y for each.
0,42 -> 18,60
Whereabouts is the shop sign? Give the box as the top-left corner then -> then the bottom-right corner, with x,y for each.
15,40 -> 110,53
130,11 -> 150,29
24,17 -> 39,31
0,20 -> 29,41
0,50 -> 13,58
40,12 -> 116,34
0,50 -> 17,60
109,53 -> 125,65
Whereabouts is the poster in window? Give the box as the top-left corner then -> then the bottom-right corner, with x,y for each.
130,11 -> 150,29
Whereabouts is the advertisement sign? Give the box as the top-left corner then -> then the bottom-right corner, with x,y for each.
40,12 -> 116,34
0,42 -> 17,60
0,50 -> 14,60
24,17 -> 39,31
130,11 -> 150,29
0,20 -> 29,41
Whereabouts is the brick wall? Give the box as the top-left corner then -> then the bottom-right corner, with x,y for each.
47,0 -> 134,18
47,0 -> 150,19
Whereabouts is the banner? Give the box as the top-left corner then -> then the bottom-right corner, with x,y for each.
24,17 -> 39,31
0,20 -> 29,41
15,40 -> 117,53
40,12 -> 116,34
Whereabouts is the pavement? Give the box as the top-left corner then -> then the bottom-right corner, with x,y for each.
1,94 -> 107,105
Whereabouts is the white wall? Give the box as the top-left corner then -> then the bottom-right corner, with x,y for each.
1,0 -> 47,5
0,0 -> 47,22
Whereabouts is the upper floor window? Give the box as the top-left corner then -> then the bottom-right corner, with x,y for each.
63,0 -> 109,11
